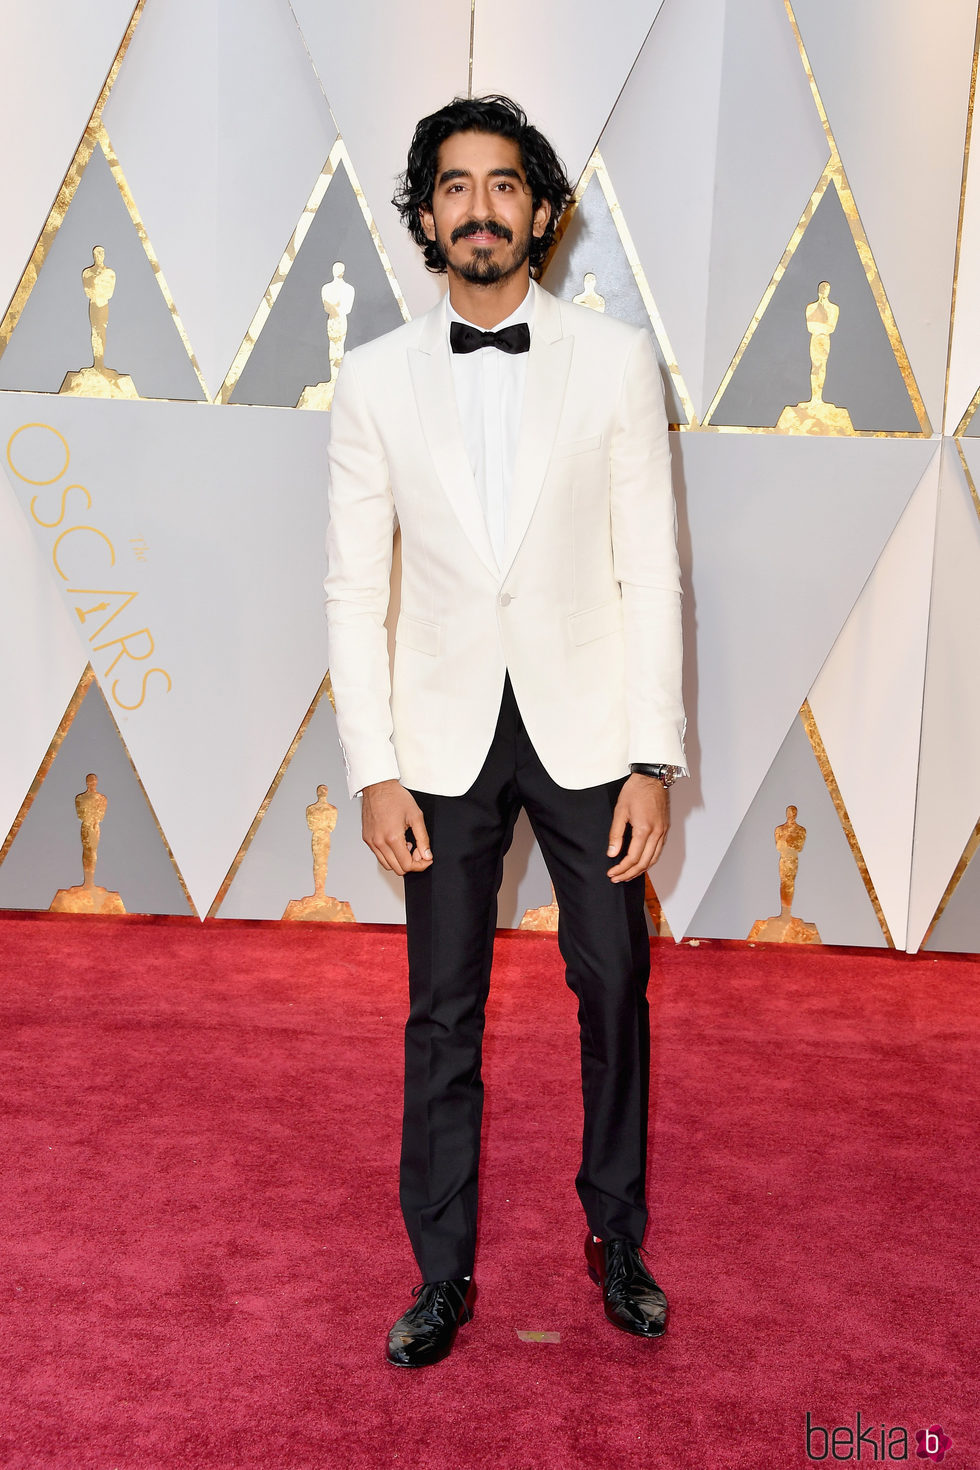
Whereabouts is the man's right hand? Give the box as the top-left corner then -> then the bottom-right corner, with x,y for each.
361,780 -> 433,876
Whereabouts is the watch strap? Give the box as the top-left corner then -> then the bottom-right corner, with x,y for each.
630,762 -> 681,788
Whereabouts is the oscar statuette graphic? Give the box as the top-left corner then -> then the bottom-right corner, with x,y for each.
572,272 -> 606,313
747,805 -> 821,944
49,773 -> 127,914
282,785 -> 355,922
776,281 -> 853,434
60,247 -> 139,399
296,262 -> 356,410
520,885 -> 560,932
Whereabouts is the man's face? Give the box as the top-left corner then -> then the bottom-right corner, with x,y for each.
419,130 -> 551,286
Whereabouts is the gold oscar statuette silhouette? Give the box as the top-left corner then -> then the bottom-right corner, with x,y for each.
60,246 -> 139,399
282,785 -> 355,922
520,884 -> 560,932
573,272 -> 606,313
49,773 -> 127,914
776,281 -> 853,434
747,805 -> 820,944
297,263 -> 356,411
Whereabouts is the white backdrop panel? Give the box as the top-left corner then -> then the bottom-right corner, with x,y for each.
0,0 -> 135,327
0,396 -> 331,916
471,1 -> 665,195
808,447 -> 941,947
101,0 -> 337,399
793,0 -> 977,431
907,440 -> 980,950
289,0 -> 472,321
702,0 -> 829,417
0,467 -> 87,849
599,0 -> 725,416
659,431 -> 936,938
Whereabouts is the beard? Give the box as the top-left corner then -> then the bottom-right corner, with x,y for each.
434,218 -> 533,285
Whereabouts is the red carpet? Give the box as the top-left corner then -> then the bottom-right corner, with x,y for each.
0,914 -> 976,1470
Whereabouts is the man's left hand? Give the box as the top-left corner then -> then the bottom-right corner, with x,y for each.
606,773 -> 669,882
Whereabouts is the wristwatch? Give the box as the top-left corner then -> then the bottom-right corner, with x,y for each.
629,762 -> 684,789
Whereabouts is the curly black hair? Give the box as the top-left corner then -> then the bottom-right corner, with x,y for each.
393,95 -> 572,277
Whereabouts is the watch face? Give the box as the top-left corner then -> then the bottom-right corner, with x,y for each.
661,767 -> 677,788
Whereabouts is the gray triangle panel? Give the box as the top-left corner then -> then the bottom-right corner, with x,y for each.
0,678 -> 193,916
0,144 -> 204,402
923,839 -> 980,953
229,165 -> 406,408
215,680 -> 403,923
711,182 -> 920,432
687,714 -> 886,947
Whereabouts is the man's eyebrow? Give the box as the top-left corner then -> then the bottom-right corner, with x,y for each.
436,166 -> 525,184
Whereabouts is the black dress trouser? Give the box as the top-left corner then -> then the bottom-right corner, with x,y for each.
401,675 -> 651,1282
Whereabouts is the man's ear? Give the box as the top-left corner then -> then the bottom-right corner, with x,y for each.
532,198 -> 552,239
419,204 -> 436,243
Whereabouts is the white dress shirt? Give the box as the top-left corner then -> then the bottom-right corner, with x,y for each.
447,284 -> 534,568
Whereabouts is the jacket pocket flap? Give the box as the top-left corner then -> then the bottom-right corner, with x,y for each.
554,433 -> 602,458
568,599 -> 622,646
395,614 -> 441,656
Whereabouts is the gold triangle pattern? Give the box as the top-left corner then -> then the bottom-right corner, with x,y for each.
0,663 -> 198,915
957,438 -> 980,522
206,670 -> 336,918
0,111 -> 209,400
799,699 -> 894,947
954,383 -> 980,442
548,149 -> 698,428
0,667 -> 92,870
944,5 -> 980,434
0,0 -> 147,345
215,138 -> 411,404
699,2 -> 931,438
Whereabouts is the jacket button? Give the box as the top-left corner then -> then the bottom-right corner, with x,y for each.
499,592 -> 513,606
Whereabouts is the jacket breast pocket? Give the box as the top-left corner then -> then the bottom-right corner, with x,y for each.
395,614 -> 441,656
568,599 -> 623,646
554,433 -> 603,459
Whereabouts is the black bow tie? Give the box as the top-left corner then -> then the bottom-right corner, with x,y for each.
450,320 -> 531,356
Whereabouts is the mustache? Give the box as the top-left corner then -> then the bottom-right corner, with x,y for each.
450,218 -> 513,245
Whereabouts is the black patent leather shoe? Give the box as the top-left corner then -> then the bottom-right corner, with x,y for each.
386,1278 -> 476,1367
585,1234 -> 668,1338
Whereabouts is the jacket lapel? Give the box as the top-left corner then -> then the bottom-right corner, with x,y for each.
408,296 -> 499,577
500,283 -> 572,578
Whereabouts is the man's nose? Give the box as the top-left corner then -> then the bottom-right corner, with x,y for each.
471,181 -> 493,217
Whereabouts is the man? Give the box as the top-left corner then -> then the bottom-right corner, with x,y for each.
324,96 -> 687,1368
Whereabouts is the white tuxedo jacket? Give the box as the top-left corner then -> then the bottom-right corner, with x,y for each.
324,281 -> 686,798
